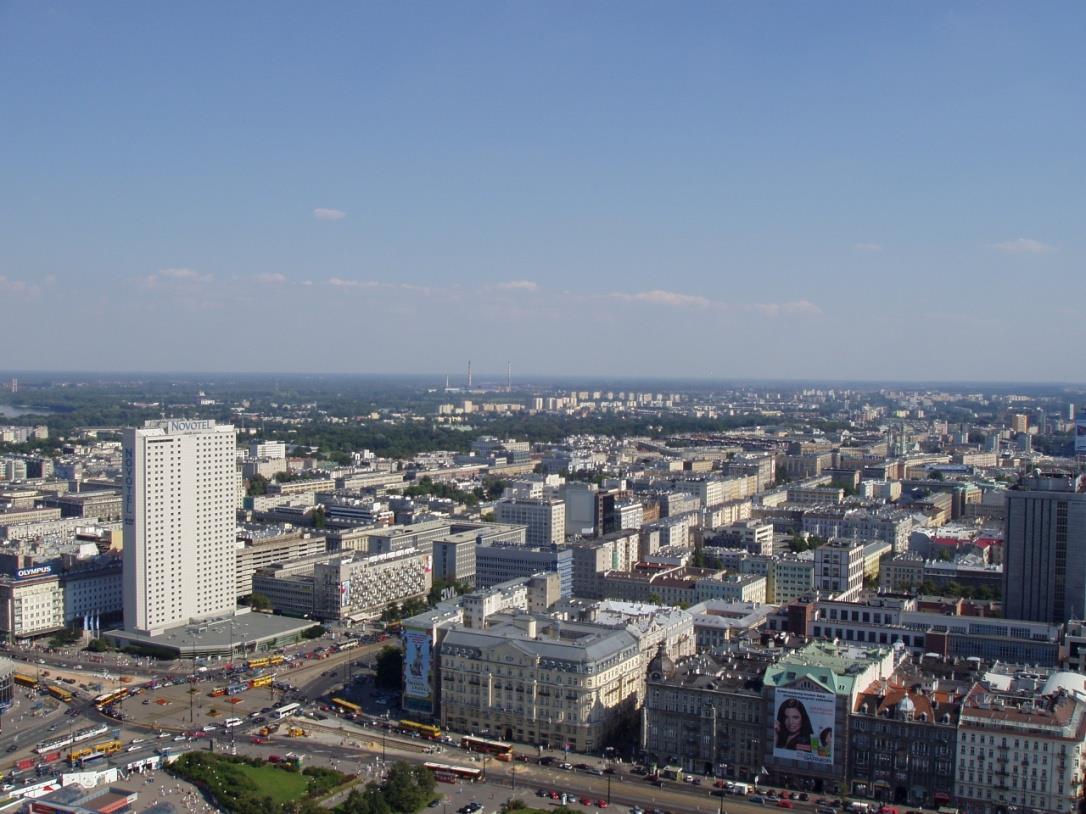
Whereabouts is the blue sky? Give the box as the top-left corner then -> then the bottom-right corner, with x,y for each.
1,2 -> 1082,381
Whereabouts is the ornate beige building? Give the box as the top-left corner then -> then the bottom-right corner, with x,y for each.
439,613 -> 643,751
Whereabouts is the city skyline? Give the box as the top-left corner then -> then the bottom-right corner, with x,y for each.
1,2 -> 1083,380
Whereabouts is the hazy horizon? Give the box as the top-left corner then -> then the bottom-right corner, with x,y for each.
1,368 -> 1083,392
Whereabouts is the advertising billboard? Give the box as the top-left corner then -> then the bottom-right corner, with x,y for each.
773,687 -> 836,766
403,629 -> 433,701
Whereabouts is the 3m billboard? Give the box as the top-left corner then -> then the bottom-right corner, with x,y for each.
403,628 -> 433,701
773,687 -> 836,766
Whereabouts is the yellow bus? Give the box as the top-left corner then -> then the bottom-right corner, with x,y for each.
268,654 -> 286,666
70,740 -> 123,762
330,697 -> 362,715
400,720 -> 442,740
249,675 -> 274,689
247,657 -> 270,670
93,689 -> 128,709
14,673 -> 38,688
46,685 -> 73,703
95,739 -> 123,756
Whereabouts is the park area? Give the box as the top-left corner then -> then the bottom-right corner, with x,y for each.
169,751 -> 349,814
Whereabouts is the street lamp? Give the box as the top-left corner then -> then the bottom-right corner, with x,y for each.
382,710 -> 389,762
717,762 -> 729,814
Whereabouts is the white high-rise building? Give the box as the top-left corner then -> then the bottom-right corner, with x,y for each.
123,419 -> 237,636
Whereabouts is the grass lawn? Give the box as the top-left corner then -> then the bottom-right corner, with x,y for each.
230,763 -> 310,803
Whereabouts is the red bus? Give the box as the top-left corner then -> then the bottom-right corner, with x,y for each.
424,762 -> 484,783
460,736 -> 514,761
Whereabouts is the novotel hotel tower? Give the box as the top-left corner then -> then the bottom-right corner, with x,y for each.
123,419 -> 238,636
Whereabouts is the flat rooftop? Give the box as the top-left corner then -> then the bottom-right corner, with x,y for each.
106,611 -> 313,657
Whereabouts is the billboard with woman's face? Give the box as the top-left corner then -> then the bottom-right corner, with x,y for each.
773,687 -> 835,765
403,629 -> 433,701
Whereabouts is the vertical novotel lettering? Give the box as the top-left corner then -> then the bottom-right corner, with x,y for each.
122,446 -> 135,525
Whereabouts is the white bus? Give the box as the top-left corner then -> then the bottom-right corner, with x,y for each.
273,702 -> 301,719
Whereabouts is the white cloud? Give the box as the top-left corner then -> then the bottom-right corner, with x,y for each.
399,283 -> 444,295
602,289 -> 822,318
325,278 -> 446,296
852,242 -> 883,254
141,267 -> 213,287
610,289 -> 717,308
251,272 -> 287,285
990,237 -> 1055,254
313,208 -> 347,221
745,300 -> 823,318
495,280 -> 540,292
0,276 -> 38,296
327,277 -> 381,289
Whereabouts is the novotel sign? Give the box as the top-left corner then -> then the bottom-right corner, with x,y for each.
15,565 -> 53,580
166,419 -> 215,434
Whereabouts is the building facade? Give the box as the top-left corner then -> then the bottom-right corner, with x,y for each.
956,673 -> 1086,814
439,614 -> 643,752
814,539 -> 865,601
474,543 -> 572,597
1002,473 -> 1086,623
643,649 -> 779,779
494,499 -> 566,547
122,420 -> 237,636
0,572 -> 64,641
849,672 -> 961,808
235,530 -> 328,597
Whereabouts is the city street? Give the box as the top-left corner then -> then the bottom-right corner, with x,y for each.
1,637 -> 883,814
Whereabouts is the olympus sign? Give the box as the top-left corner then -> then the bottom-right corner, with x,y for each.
16,565 -> 53,580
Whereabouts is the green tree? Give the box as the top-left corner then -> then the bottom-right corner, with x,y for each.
85,638 -> 113,653
302,625 -> 327,639
249,592 -> 272,612
382,763 -> 435,813
401,597 -> 427,618
338,785 -> 393,814
247,474 -> 269,496
312,506 -> 327,529
374,645 -> 403,690
484,478 -> 508,499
